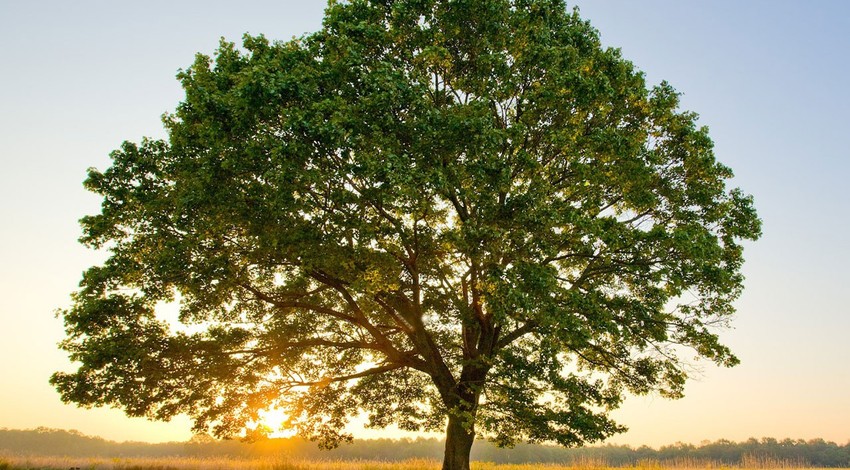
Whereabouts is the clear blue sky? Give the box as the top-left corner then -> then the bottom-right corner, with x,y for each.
1,0 -> 848,446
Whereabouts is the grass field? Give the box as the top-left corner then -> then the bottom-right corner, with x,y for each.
0,456 -> 834,470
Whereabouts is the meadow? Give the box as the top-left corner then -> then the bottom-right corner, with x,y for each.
0,455 -> 832,470
4,430 -> 849,470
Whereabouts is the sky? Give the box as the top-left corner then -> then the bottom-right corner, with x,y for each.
0,0 -> 848,448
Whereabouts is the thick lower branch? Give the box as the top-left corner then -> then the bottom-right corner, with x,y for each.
221,338 -> 384,357
289,363 -> 405,387
495,321 -> 537,349
240,280 -> 426,371
239,283 -> 359,324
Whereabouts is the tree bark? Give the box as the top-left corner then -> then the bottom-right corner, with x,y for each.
442,412 -> 476,470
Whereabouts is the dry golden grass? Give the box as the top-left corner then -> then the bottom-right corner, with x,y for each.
0,456 -> 441,470
0,455 -> 837,470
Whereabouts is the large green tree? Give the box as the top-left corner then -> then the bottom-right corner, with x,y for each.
52,1 -> 761,470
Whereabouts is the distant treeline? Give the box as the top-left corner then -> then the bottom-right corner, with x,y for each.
1,428 -> 849,467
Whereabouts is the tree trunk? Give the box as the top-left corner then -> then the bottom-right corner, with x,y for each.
442,413 -> 476,470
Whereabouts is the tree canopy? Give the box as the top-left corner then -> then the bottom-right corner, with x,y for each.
52,1 -> 760,470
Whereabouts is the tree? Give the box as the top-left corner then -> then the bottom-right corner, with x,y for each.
51,1 -> 761,470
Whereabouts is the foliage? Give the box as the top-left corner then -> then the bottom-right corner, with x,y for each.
52,0 -> 760,462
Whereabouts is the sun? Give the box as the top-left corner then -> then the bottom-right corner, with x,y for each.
256,408 -> 297,438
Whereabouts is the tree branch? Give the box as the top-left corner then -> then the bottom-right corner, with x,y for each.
238,282 -> 360,324
495,320 -> 538,350
306,270 -> 422,369
290,363 -> 405,387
